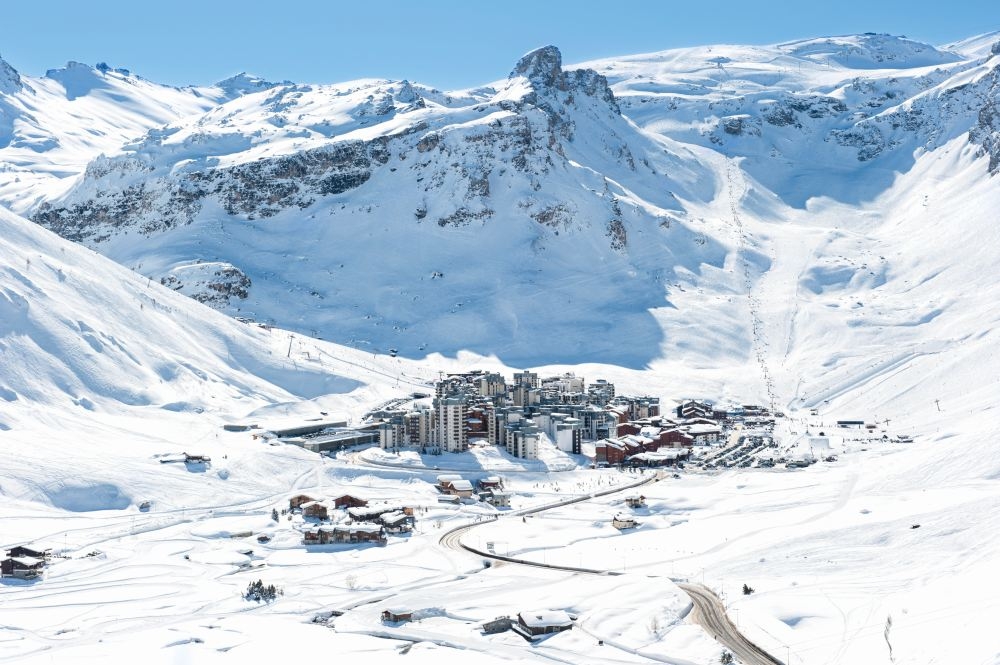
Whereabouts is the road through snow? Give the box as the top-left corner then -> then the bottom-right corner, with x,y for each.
439,472 -> 784,665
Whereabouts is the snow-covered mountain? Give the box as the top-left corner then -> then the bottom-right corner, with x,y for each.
0,204 -> 363,433
25,46 -> 729,367
583,33 -> 1000,204
7,34 -> 1000,399
0,55 -> 283,212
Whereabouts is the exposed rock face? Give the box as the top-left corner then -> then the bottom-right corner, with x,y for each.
160,262 -> 252,307
512,45 -> 566,90
33,46 -> 641,246
970,65 -> 1000,174
33,135 -> 398,239
512,45 -> 620,114
0,56 -> 22,93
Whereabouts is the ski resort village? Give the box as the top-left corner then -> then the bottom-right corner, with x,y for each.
2,16 -> 1000,665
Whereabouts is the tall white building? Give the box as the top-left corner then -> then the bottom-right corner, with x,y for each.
435,395 -> 469,453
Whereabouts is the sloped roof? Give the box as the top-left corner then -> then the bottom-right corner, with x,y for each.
520,610 -> 572,628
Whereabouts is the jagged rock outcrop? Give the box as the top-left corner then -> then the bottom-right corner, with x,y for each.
970,64 -> 1000,174
0,56 -> 22,94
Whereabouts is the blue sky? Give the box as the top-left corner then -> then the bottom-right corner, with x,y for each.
1,0 -> 995,88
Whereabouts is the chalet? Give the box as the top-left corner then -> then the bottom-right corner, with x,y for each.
595,438 -> 627,466
437,477 -> 475,498
837,420 -> 866,429
677,400 -> 713,420
482,616 -> 513,635
512,610 -> 573,640
625,495 -> 646,508
484,490 -> 511,508
612,514 -> 639,530
5,546 -> 50,560
478,476 -> 503,491
301,501 -> 331,520
617,422 -> 643,437
289,494 -> 316,511
302,526 -> 328,544
332,524 -> 386,545
381,608 -> 412,623
619,433 -> 653,454
653,428 -> 695,448
449,479 -> 474,498
627,449 -> 689,467
437,494 -> 461,504
1,556 -> 45,579
380,511 -> 414,533
682,417 -> 718,427
436,474 -> 463,490
184,453 -> 211,464
331,494 -> 368,509
303,524 -> 387,545
348,503 -> 413,523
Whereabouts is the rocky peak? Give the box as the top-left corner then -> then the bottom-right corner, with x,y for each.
992,40 -> 1000,57
216,72 -> 288,98
512,45 -> 566,91
396,79 -> 419,103
509,45 -> 619,113
1,55 -> 23,93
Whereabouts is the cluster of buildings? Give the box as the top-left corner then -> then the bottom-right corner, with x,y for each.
382,607 -> 574,642
375,370 -> 660,461
289,493 -> 416,546
436,474 -> 510,507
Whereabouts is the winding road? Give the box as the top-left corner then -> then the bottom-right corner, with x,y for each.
439,473 -> 784,665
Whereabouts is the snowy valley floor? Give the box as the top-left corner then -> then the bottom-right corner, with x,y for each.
2,400 -> 998,665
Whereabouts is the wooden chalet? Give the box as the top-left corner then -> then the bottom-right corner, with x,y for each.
333,524 -> 386,544
595,439 -> 626,466
477,476 -> 503,491
302,524 -> 387,545
1,556 -> 45,579
512,610 -> 573,640
438,477 -> 474,498
289,494 -> 316,511
301,500 -> 331,520
677,400 -> 714,420
380,511 -> 415,533
5,546 -> 50,560
381,608 -> 412,622
627,448 -> 689,467
436,474 -> 463,490
348,503 -> 413,523
652,428 -> 695,448
331,494 -> 368,509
